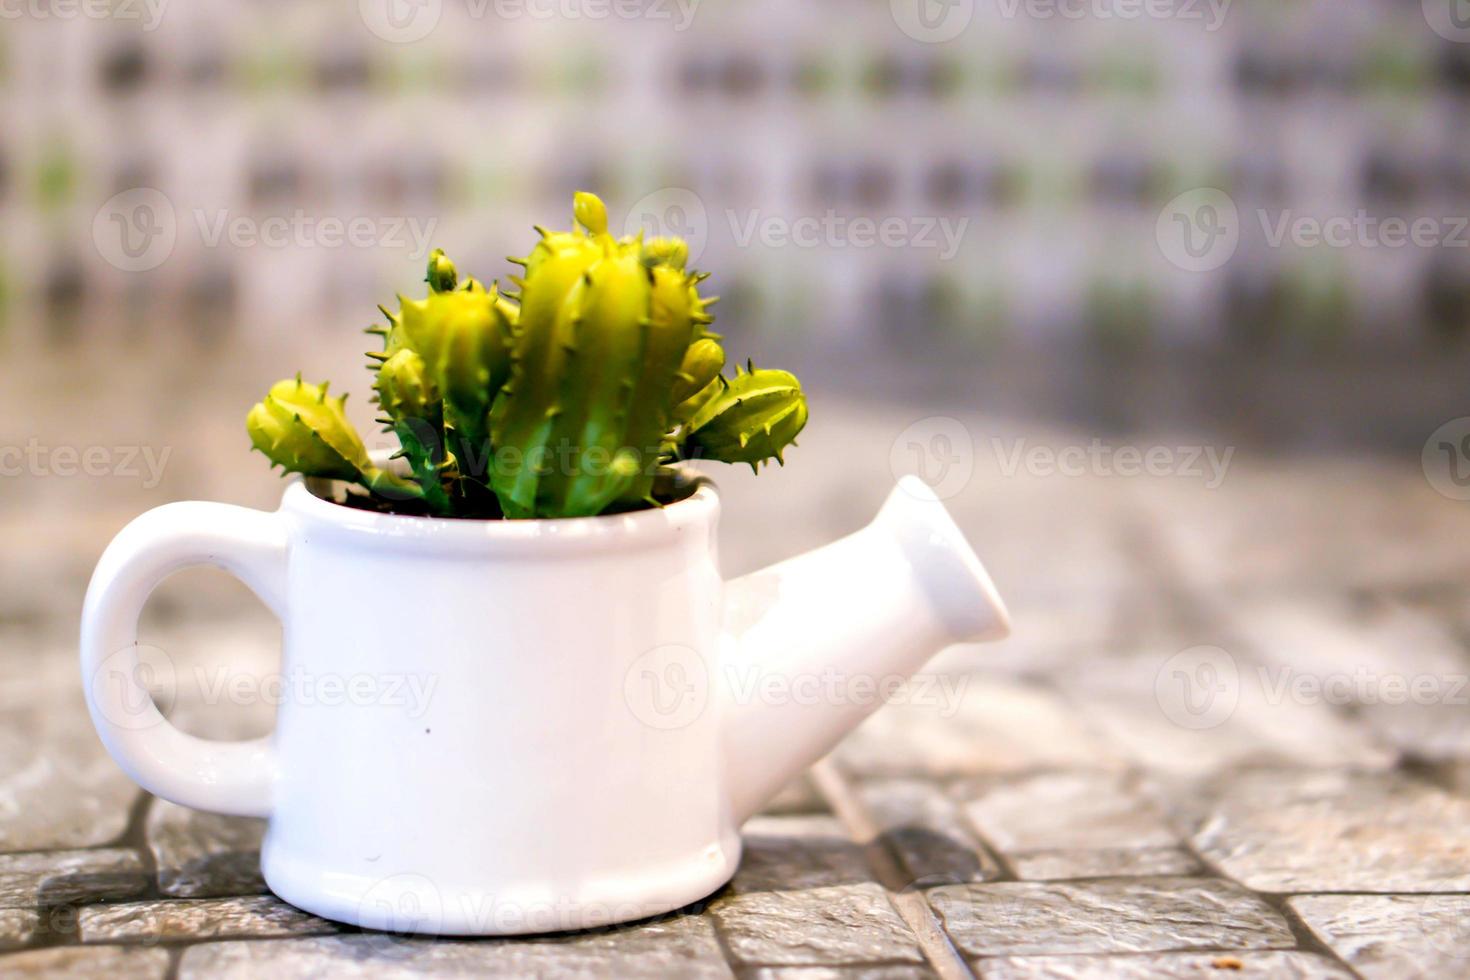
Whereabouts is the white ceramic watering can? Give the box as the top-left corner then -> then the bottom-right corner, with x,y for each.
81,473 -> 1009,934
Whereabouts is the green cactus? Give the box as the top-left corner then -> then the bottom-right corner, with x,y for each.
373,349 -> 452,514
681,365 -> 808,471
246,192 -> 808,519
248,376 -> 420,502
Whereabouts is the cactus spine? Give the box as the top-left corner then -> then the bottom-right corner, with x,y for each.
247,192 -> 808,519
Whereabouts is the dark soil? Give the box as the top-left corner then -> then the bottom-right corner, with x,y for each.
320,477 -> 703,521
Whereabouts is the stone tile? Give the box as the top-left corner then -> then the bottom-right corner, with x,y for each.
957,772 -> 1199,880
0,848 -> 148,908
0,908 -> 39,951
712,883 -> 925,968
733,816 -> 873,894
961,773 -> 1177,853
835,678 -> 1124,780
928,878 -> 1294,959
1055,647 -> 1396,779
78,895 -> 339,944
1229,597 -> 1470,766
975,951 -> 1354,979
0,944 -> 170,979
0,700 -> 139,852
856,779 -> 1001,888
1148,460 -> 1470,594
179,913 -> 734,978
749,968 -> 936,980
760,774 -> 830,816
1006,847 -> 1201,881
146,799 -> 266,898
1289,894 -> 1470,980
1191,770 -> 1470,892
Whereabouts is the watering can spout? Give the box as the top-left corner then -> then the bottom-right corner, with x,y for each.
720,477 -> 1010,820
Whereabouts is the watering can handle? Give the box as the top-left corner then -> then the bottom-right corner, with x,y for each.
79,502 -> 288,818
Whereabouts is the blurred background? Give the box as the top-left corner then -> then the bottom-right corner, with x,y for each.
2,1 -> 1470,766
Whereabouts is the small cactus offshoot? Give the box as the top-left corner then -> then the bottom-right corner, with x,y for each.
247,192 -> 808,519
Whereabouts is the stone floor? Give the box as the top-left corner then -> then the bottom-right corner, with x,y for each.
3,395 -> 1470,977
